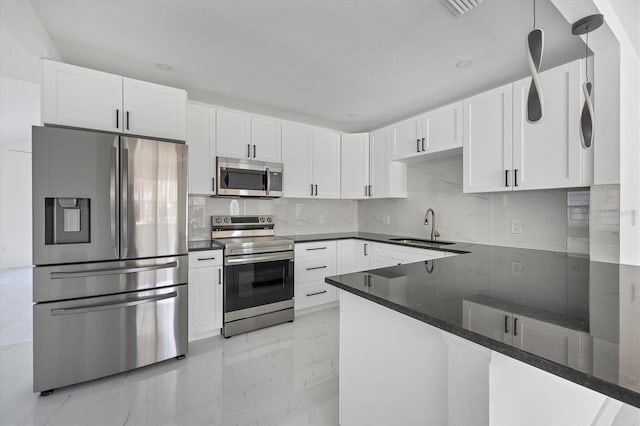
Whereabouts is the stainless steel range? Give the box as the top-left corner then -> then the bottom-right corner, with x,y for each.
212,215 -> 294,337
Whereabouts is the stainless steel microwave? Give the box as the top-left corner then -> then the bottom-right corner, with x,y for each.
216,157 -> 284,198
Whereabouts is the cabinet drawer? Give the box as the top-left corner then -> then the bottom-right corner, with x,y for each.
295,253 -> 336,284
295,281 -> 337,311
295,241 -> 337,258
188,250 -> 222,268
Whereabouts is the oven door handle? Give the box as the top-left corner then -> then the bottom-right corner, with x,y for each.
225,251 -> 294,266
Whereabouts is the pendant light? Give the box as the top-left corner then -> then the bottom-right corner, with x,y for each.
527,0 -> 544,123
572,14 -> 604,149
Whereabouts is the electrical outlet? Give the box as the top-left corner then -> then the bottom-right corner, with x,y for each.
319,215 -> 325,224
511,220 -> 522,234
383,216 -> 391,225
511,260 -> 522,276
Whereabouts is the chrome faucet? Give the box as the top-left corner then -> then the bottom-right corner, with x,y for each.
424,208 -> 440,241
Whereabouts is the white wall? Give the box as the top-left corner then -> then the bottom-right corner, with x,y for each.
358,154 -> 574,252
0,0 -> 61,269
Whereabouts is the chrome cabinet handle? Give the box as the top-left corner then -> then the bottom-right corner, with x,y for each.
416,139 -> 420,153
306,290 -> 327,297
364,243 -> 368,256
368,185 -> 372,197
306,265 -> 327,271
421,137 -> 426,151
513,317 -> 518,336
505,170 -> 510,187
253,145 -> 256,158
51,292 -> 177,316
50,261 -> 178,279
314,184 -> 318,196
218,268 -> 222,285
212,177 -> 216,192
364,185 -> 368,197
306,247 -> 327,251
197,257 -> 216,261
504,315 -> 509,333
514,169 -> 519,187
247,144 -> 251,158
116,109 -> 119,129
126,111 -> 130,130
310,184 -> 314,196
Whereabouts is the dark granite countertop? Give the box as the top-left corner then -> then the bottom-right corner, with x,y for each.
321,238 -> 640,408
188,239 -> 225,251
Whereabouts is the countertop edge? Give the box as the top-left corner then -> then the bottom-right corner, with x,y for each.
325,276 -> 640,409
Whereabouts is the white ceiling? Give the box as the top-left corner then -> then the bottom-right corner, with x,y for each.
30,0 -> 586,132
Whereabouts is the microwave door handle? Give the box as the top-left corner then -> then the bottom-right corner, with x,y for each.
266,167 -> 271,195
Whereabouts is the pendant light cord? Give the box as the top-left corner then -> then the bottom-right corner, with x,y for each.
533,0 -> 536,29
585,30 -> 589,82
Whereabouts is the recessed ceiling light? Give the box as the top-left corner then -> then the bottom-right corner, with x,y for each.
346,113 -> 358,118
155,62 -> 174,71
455,59 -> 473,69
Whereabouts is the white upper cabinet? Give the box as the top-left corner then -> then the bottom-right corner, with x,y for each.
369,127 -> 407,198
512,60 -> 591,190
250,116 -> 282,162
282,122 -> 313,198
392,115 -> 423,159
42,60 -> 123,133
463,83 -> 513,193
216,109 -> 252,159
122,77 -> 186,140
42,60 -> 186,140
216,110 -> 282,162
186,102 -> 216,195
312,129 -> 341,199
423,101 -> 463,153
341,133 -> 370,199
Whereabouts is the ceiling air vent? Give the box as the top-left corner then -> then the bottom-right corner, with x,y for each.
439,0 -> 484,16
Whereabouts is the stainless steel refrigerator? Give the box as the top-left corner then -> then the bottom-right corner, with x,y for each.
31,126 -> 188,395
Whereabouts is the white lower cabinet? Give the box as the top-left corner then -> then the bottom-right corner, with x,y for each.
336,239 -> 371,274
188,250 -> 223,341
294,241 -> 338,311
370,243 -> 445,268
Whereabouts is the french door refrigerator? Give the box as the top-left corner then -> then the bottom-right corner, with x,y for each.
31,126 -> 188,394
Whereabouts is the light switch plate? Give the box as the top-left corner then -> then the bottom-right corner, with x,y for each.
511,220 -> 522,234
511,261 -> 522,276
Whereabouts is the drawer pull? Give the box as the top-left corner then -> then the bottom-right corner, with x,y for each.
306,265 -> 327,271
306,247 -> 327,251
306,290 -> 327,297
197,257 -> 216,261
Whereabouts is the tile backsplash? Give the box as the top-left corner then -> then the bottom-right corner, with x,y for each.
188,196 -> 358,240
358,154 -> 576,252
189,154 -> 586,253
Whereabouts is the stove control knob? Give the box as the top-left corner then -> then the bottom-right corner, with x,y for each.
267,217 -> 272,223
259,217 -> 265,223
215,218 -> 222,224
224,217 -> 230,223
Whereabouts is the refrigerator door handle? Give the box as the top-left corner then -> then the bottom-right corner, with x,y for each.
50,291 -> 178,316
121,146 -> 129,255
49,261 -> 179,279
110,144 -> 119,255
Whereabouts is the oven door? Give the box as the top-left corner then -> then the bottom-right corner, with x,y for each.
224,251 -> 294,315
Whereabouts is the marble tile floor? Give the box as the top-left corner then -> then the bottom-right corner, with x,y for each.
0,307 -> 339,426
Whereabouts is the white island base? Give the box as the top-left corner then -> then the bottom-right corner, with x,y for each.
338,291 -> 639,426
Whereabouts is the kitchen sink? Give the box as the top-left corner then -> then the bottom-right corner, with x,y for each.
390,238 -> 455,246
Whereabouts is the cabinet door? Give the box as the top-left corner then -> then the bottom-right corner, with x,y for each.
336,240 -> 356,275
512,315 -> 571,365
216,109 -> 251,159
281,122 -> 313,198
423,101 -> 462,153
392,116 -> 423,159
186,103 -> 216,195
353,240 -> 372,272
188,265 -> 223,341
42,60 -> 123,132
341,133 -> 370,199
462,300 -> 513,344
463,84 -> 513,193
312,129 -> 341,199
369,128 -> 390,198
122,77 -> 186,140
512,60 -> 582,190
250,116 -> 281,162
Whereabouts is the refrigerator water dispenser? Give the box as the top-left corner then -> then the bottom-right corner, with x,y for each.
45,197 -> 91,244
